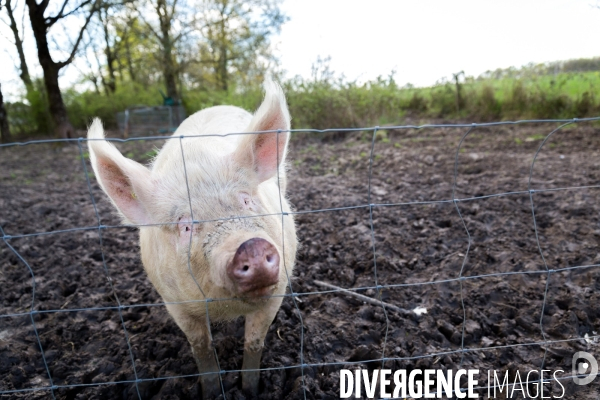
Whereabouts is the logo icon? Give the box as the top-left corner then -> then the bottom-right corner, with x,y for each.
572,351 -> 598,385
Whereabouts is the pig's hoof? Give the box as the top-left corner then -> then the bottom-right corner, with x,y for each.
200,375 -> 222,400
242,374 -> 260,397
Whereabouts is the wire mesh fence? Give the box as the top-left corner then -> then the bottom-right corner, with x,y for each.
116,105 -> 186,137
1,117 -> 600,399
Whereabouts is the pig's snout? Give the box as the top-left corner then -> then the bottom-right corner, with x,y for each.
228,238 -> 280,296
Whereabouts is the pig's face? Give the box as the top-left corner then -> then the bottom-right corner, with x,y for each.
188,217 -> 283,300
87,81 -> 294,308
162,161 -> 286,301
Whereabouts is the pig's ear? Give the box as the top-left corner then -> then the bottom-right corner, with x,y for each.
87,118 -> 154,225
237,80 -> 291,183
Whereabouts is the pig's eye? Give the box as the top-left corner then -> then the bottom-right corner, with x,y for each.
239,192 -> 254,210
178,216 -> 194,237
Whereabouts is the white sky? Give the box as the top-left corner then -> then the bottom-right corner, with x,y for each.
1,0 -> 600,100
277,0 -> 600,86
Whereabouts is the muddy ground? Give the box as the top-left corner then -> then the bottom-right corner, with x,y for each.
1,120 -> 600,399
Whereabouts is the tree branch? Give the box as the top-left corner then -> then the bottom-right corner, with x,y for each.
168,0 -> 177,20
45,0 -> 70,26
39,0 -> 50,12
137,10 -> 162,40
56,0 -> 100,69
4,0 -> 21,43
313,280 -> 413,316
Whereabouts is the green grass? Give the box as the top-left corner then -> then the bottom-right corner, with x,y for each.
526,134 -> 547,141
142,148 -> 160,161
483,72 -> 600,100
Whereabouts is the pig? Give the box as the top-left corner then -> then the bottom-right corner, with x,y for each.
86,80 -> 297,399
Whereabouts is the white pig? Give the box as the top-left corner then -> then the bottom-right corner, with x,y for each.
86,81 -> 297,399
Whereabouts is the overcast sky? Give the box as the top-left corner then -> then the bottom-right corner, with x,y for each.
1,0 -> 600,99
277,0 -> 600,86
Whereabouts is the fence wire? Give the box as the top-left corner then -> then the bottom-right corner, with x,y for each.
1,117 -> 600,399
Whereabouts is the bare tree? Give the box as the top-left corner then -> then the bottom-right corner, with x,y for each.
196,0 -> 287,91
107,10 -> 163,87
2,0 -> 33,94
113,11 -> 149,83
25,0 -> 101,138
98,4 -> 118,93
121,19 -> 136,81
0,84 -> 10,143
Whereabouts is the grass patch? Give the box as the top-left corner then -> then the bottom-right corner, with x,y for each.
526,134 -> 547,141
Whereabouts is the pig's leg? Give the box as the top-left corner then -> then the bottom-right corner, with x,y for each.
191,331 -> 221,400
242,299 -> 283,394
167,306 -> 221,399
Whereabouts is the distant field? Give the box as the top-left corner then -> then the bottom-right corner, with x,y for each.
475,71 -> 600,100
6,59 -> 600,136
284,70 -> 600,130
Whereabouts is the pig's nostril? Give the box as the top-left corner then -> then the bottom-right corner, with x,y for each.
228,238 -> 280,293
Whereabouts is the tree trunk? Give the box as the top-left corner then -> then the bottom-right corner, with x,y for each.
164,54 -> 178,101
157,0 -> 179,102
218,10 -> 228,91
161,33 -> 178,102
42,61 -> 75,138
0,84 -> 11,143
124,28 -> 137,82
218,44 -> 228,91
100,9 -> 116,93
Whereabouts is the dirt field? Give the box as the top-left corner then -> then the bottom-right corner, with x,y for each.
2,120 -> 600,399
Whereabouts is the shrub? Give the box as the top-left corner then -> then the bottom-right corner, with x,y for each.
471,84 -> 501,121
429,83 -> 458,117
